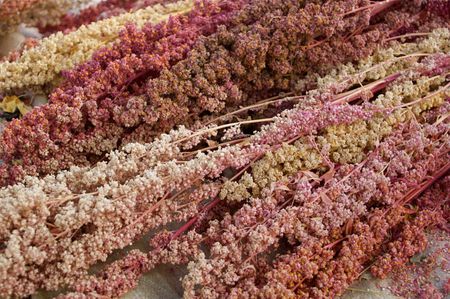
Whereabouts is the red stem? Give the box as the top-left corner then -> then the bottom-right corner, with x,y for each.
340,0 -> 401,18
400,162 -> 450,205
167,197 -> 221,244
371,0 -> 401,16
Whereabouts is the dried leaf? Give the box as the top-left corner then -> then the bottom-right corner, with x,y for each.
321,167 -> 336,184
0,96 -> 32,116
206,140 -> 218,147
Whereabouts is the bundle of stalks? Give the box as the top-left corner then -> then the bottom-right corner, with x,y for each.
0,1 -> 449,298
1,31 -> 449,297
